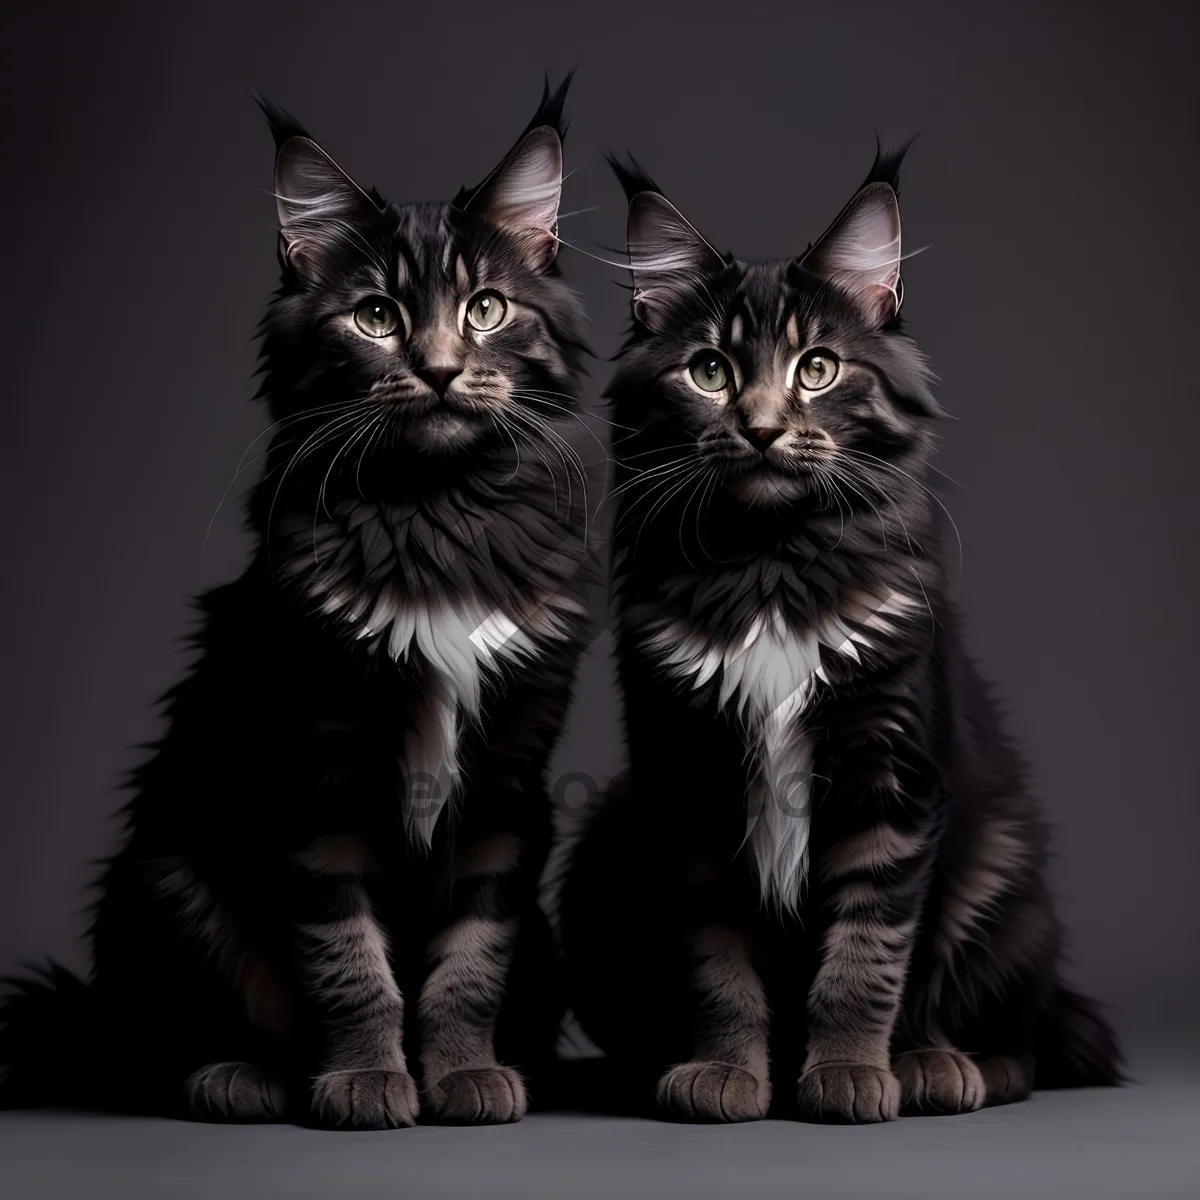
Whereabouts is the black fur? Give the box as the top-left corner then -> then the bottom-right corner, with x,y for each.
560,148 -> 1122,1124
0,77 -> 592,1128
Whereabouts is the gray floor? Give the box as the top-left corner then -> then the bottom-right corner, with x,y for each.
2,1050 -> 1196,1200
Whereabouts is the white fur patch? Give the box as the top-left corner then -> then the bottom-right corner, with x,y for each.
282,506 -> 584,848
638,588 -> 916,915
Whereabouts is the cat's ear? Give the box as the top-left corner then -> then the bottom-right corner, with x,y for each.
257,95 -> 380,283
457,75 -> 572,271
610,157 -> 727,333
800,145 -> 909,327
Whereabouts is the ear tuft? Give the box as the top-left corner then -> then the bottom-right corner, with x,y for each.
860,133 -> 916,194
254,92 -> 312,150
606,152 -> 661,202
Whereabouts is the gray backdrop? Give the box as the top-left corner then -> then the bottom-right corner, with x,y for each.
1,0 -> 1196,1045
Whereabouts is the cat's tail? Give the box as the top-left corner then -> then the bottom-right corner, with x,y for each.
1034,983 -> 1124,1089
0,961 -> 101,1109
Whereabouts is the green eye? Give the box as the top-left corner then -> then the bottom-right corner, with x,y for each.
689,352 -> 731,393
797,349 -> 839,390
466,290 -> 507,332
353,296 -> 402,338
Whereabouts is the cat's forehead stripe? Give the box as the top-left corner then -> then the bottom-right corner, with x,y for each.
439,213 -> 455,274
737,298 -> 759,338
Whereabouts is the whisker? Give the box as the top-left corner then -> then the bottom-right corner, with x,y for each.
631,464 -> 708,565
313,412 -> 382,560
203,398 -> 375,552
837,447 -> 961,569
265,407 -> 378,564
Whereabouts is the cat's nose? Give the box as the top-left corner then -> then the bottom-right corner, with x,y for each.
415,364 -> 463,396
742,425 -> 785,450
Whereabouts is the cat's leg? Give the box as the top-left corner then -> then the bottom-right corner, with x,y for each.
291,835 -> 419,1130
419,830 -> 530,1123
420,665 -> 577,1124
797,718 -> 935,1124
145,854 -> 294,1122
656,920 -> 771,1123
895,800 -> 1058,1115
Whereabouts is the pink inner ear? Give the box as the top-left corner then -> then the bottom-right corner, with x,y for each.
472,127 -> 563,264
802,182 -> 903,326
512,226 -> 559,272
861,281 -> 900,325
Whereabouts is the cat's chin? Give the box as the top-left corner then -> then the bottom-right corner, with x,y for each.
724,468 -> 811,508
402,411 -> 485,455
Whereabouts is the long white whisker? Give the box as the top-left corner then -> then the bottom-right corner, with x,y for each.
838,447 -> 961,568
265,407 -> 377,563
203,399 -> 375,552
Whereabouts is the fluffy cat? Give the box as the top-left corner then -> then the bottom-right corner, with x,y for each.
0,78 -> 592,1129
559,149 -> 1122,1123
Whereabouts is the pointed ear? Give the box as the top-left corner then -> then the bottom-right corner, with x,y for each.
611,159 -> 726,332
458,76 -> 572,271
801,181 -> 903,327
257,96 -> 380,283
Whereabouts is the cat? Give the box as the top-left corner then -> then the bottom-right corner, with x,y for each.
0,77 -> 594,1130
558,148 -> 1123,1123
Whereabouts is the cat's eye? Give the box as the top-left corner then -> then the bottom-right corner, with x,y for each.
689,352 -> 731,394
353,296 -> 403,339
797,349 -> 840,391
465,290 -> 507,332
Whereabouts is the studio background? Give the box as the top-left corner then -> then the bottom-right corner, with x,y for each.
1,0 -> 1196,1048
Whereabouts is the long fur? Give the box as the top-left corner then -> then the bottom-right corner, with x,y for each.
1,79 -> 592,1128
560,147 -> 1122,1123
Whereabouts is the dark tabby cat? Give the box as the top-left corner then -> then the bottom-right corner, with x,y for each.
0,78 -> 591,1129
559,150 -> 1122,1123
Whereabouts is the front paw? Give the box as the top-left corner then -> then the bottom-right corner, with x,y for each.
657,1061 -> 769,1122
184,1062 -> 287,1122
425,1066 -> 527,1124
796,1062 -> 900,1124
894,1049 -> 985,1115
312,1068 -> 419,1130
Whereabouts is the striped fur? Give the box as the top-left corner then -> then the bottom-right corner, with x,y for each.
560,148 -> 1122,1124
0,78 -> 587,1128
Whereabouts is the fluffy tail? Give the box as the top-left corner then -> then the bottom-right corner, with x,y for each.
1035,984 -> 1124,1089
0,962 -> 100,1109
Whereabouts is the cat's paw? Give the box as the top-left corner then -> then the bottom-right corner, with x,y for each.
656,1061 -> 769,1122
894,1049 -> 986,1115
312,1068 -> 419,1130
425,1066 -> 527,1124
978,1054 -> 1034,1107
796,1062 -> 900,1123
184,1061 -> 287,1122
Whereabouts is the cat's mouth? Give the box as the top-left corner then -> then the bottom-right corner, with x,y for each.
708,442 -> 835,506
399,403 -> 487,454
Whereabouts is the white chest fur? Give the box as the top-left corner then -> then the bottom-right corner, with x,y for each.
639,589 -> 916,915
282,505 -> 583,847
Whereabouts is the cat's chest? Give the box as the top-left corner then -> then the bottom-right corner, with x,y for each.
632,579 -> 918,916
635,583 -> 914,722
281,503 -> 583,846
282,502 -> 582,698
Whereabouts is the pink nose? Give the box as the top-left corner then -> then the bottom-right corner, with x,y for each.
743,425 -> 785,450
416,365 -> 462,396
